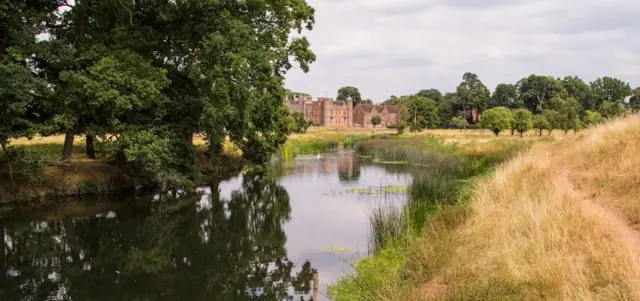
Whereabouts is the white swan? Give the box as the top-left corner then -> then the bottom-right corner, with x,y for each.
316,153 -> 321,159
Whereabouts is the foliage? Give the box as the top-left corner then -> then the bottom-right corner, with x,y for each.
0,146 -> 59,185
114,129 -> 188,187
2,0 -> 318,186
562,76 -> 593,111
598,101 -> 625,119
590,77 -> 632,106
396,120 -> 407,134
337,86 -> 363,104
398,95 -> 439,131
549,97 -> 583,133
516,75 -> 568,113
491,83 -> 520,109
533,114 -> 551,136
512,109 -> 533,137
437,100 -> 455,126
583,110 -> 604,126
630,88 -> 640,112
371,116 -> 382,128
456,72 -> 491,113
417,88 -> 444,103
290,112 -> 311,134
541,109 -> 561,134
449,116 -> 470,129
480,107 -> 513,136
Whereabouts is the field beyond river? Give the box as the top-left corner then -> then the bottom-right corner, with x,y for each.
330,116 -> 640,300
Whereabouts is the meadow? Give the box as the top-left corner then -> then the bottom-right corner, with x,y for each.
330,116 -> 640,300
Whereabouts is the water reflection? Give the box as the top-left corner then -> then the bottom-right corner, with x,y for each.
0,175 -> 314,301
1,151 -> 413,300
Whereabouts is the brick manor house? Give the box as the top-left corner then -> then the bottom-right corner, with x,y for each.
285,94 -> 401,128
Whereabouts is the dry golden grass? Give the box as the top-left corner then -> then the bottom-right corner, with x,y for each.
398,115 -> 640,300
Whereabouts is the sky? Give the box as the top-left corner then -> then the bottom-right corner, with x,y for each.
283,0 -> 640,102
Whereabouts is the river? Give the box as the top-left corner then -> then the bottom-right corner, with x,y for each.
0,151 -> 411,300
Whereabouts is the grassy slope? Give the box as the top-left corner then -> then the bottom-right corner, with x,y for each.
334,115 -> 640,300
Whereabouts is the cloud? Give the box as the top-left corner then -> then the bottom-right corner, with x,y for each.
285,0 -> 640,101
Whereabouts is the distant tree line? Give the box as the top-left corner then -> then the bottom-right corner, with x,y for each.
381,72 -> 640,134
1,0 -> 316,185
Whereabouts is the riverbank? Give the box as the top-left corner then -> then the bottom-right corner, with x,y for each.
0,136 -> 244,205
328,130 -> 558,300
330,116 -> 640,300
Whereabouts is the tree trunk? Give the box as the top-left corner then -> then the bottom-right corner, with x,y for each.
564,129 -> 569,135
86,135 -> 96,159
63,131 -> 75,161
520,132 -> 524,138
548,130 -> 552,136
539,129 -> 543,136
187,133 -> 194,146
511,128 -> 515,136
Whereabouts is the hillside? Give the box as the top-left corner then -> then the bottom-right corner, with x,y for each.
342,115 -> 640,300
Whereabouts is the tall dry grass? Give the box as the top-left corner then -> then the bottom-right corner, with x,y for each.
403,114 -> 640,300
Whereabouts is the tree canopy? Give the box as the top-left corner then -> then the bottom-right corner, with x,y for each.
456,72 -> 491,113
480,107 -> 512,136
1,0 -> 318,184
337,86 -> 363,104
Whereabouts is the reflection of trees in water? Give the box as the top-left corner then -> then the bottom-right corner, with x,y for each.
0,174 -> 314,301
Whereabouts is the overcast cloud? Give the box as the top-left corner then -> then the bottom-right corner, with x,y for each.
284,0 -> 640,102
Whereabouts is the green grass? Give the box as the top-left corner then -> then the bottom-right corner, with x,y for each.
328,244 -> 409,301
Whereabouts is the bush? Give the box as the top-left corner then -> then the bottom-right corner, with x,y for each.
0,146 -> 58,184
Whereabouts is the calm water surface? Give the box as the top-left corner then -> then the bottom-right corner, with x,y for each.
0,151 -> 411,300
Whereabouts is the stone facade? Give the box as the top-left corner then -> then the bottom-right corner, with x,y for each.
285,94 -> 400,128
285,94 -> 353,127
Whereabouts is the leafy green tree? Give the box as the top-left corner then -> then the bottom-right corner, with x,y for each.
290,112 -> 311,134
437,100 -> 455,126
0,0 -> 56,173
383,95 -> 399,105
516,75 -> 568,113
630,88 -> 640,112
583,110 -> 604,127
362,99 -> 374,104
397,120 -> 407,134
371,116 -> 381,128
337,86 -> 363,104
449,116 -> 469,130
480,107 -> 512,136
598,101 -> 625,119
562,76 -> 593,111
456,72 -> 491,115
549,97 -> 582,134
490,83 -> 520,109
590,77 -> 632,107
400,95 -> 439,131
417,89 -> 444,104
512,109 -> 533,137
541,109 -> 561,135
533,114 -> 551,136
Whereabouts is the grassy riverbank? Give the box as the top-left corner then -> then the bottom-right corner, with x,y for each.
331,116 -> 640,300
329,130 -> 559,300
0,135 -> 244,205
